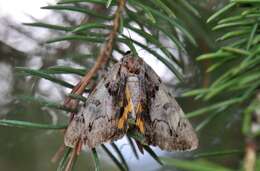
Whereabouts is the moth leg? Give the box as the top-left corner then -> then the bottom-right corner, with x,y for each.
118,85 -> 132,129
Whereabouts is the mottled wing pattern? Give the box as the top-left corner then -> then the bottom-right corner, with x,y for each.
143,62 -> 198,151
143,61 -> 161,87
82,78 -> 125,148
64,64 -> 125,148
64,113 -> 85,147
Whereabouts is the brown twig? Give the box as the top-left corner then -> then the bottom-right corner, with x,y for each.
51,144 -> 66,163
64,0 -> 126,110
65,140 -> 81,171
243,93 -> 260,171
244,138 -> 256,171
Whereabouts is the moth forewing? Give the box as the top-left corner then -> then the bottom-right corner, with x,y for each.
64,113 -> 85,148
144,84 -> 198,151
64,74 -> 125,149
142,59 -> 198,151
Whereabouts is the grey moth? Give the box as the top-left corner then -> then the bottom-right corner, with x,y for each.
64,52 -> 198,151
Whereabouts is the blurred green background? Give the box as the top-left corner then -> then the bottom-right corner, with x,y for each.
0,0 -> 258,171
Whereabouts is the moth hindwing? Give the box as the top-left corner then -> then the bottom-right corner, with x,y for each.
64,53 -> 198,151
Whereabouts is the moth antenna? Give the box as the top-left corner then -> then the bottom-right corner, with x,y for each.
129,29 -> 151,54
125,28 -> 166,56
135,44 -> 180,56
126,28 -> 138,56
126,28 -> 133,42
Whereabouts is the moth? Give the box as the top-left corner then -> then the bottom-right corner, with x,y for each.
65,52 -> 198,151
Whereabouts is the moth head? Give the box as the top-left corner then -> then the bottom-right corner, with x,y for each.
122,51 -> 143,74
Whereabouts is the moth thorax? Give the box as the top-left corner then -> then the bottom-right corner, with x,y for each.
126,76 -> 141,119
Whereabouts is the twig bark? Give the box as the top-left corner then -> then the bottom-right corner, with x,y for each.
64,0 -> 126,111
65,141 -> 81,171
243,93 -> 260,171
244,139 -> 256,171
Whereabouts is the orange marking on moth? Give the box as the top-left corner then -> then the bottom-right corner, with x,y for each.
136,101 -> 143,114
135,102 -> 145,133
118,86 -> 132,129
